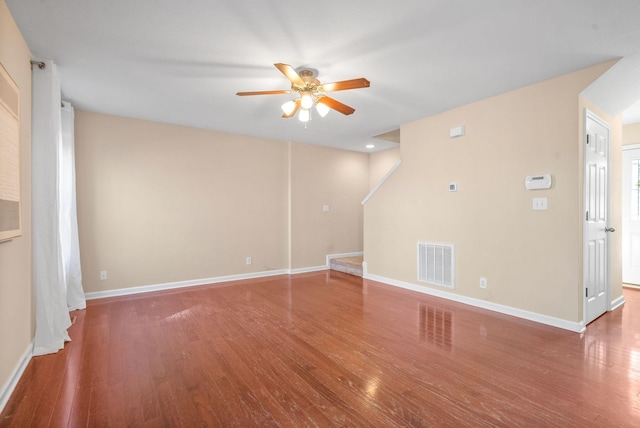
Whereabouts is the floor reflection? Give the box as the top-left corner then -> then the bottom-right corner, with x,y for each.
584,335 -> 609,368
418,303 -> 453,350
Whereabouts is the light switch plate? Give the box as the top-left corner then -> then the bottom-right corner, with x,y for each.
533,197 -> 548,210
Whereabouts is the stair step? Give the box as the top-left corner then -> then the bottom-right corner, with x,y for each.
330,256 -> 363,277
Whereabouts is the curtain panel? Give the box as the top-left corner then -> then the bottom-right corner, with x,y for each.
32,60 -> 85,356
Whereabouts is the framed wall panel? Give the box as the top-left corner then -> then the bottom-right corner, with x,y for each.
0,63 -> 21,241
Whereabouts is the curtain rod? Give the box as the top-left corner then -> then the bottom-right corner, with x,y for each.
29,61 -> 65,107
29,60 -> 64,108
30,60 -> 45,70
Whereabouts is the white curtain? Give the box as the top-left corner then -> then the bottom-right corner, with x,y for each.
60,102 -> 85,311
32,60 -> 85,356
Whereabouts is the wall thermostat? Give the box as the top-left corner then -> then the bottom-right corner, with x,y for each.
524,174 -> 552,190
449,126 -> 465,138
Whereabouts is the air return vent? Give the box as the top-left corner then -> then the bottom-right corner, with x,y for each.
418,242 -> 455,289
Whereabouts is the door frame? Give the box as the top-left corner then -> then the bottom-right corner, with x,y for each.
583,109 -> 612,325
622,143 -> 640,285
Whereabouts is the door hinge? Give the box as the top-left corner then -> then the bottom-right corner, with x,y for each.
586,288 -> 588,298
586,134 -> 590,145
586,211 -> 589,221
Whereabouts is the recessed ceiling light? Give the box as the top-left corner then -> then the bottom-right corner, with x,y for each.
366,144 -> 375,149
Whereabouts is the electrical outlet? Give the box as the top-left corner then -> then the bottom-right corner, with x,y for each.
100,270 -> 107,280
246,257 -> 252,265
479,277 -> 487,289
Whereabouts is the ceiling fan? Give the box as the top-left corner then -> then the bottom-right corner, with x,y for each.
236,63 -> 370,122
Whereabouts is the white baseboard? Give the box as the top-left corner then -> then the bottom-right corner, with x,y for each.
86,253 -> 365,301
611,294 -> 626,311
364,272 -> 586,333
289,265 -> 328,274
0,340 -> 33,414
85,269 -> 289,300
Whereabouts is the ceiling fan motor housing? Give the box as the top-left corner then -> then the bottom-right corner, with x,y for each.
294,70 -> 321,92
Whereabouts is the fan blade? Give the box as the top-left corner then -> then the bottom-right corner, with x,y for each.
282,98 -> 301,118
236,90 -> 291,96
274,63 -> 305,86
317,96 -> 355,115
320,78 -> 370,92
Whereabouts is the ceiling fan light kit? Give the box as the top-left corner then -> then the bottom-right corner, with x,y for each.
298,109 -> 310,122
281,100 -> 297,116
315,101 -> 330,118
237,63 -> 370,124
300,93 -> 314,109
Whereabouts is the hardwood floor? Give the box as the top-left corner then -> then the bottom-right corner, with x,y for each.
1,271 -> 639,427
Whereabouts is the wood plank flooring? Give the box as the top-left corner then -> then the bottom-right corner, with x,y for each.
1,271 -> 639,427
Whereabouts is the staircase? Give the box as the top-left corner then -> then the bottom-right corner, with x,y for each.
329,256 -> 363,277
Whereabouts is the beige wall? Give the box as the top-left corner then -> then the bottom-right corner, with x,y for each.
369,147 -> 400,189
364,61 -> 617,323
623,122 -> 640,146
289,143 -> 368,268
75,111 -> 368,291
75,111 -> 289,292
0,0 -> 33,397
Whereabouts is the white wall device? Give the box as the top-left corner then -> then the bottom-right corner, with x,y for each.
524,174 -> 552,190
449,126 -> 465,138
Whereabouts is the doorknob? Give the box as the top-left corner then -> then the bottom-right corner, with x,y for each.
605,227 -> 616,233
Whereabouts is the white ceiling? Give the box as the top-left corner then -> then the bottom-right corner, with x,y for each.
7,0 -> 640,152
623,99 -> 640,124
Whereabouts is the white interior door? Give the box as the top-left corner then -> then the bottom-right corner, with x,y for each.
622,145 -> 640,285
584,110 -> 611,325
